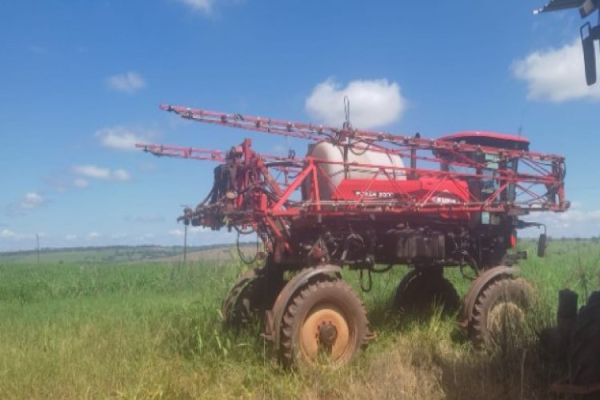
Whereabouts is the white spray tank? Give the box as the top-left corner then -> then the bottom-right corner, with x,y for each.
303,141 -> 406,201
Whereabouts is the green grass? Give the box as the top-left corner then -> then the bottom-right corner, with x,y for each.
0,244 -> 235,265
0,240 -> 599,399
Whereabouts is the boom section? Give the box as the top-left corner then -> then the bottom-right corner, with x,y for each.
157,105 -> 568,230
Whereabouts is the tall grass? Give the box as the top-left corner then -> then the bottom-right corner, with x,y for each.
0,239 -> 598,399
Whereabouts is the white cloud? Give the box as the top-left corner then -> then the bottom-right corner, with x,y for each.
106,71 -> 146,94
168,229 -> 185,237
73,165 -> 132,182
177,0 -> 214,13
305,78 -> 407,129
512,38 -> 600,102
556,208 -> 600,225
0,229 -> 35,241
522,203 -> 600,238
73,178 -> 89,188
95,126 -> 153,151
5,193 -> 46,216
20,192 -> 44,209
168,226 -> 208,237
65,234 -> 78,241
0,229 -> 17,238
87,232 -> 101,240
73,165 -> 110,180
112,169 -> 131,181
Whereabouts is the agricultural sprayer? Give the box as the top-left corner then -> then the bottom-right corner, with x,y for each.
138,103 -> 568,367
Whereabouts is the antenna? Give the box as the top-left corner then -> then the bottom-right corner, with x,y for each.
343,96 -> 352,130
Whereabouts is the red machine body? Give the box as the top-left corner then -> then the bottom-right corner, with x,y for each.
140,105 -> 568,273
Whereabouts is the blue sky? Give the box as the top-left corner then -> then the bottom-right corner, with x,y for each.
1,0 -> 600,251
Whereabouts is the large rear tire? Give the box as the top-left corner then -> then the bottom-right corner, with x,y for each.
468,277 -> 533,348
279,279 -> 370,367
394,268 -> 460,314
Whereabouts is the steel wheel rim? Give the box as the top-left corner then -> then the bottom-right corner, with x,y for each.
299,305 -> 351,362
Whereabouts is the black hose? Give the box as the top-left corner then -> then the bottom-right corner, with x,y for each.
236,229 -> 259,265
359,268 -> 373,292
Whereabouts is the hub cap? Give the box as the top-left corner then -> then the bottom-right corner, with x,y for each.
299,305 -> 350,362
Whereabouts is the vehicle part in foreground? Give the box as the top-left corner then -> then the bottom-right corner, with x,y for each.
543,290 -> 600,398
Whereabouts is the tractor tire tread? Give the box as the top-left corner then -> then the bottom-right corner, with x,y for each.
469,277 -> 532,347
279,279 -> 369,367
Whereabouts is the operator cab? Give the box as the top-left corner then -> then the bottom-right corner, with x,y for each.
436,131 -> 530,203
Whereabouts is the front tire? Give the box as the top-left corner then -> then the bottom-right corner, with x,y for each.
280,279 -> 370,367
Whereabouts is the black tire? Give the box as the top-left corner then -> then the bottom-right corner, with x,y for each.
567,291 -> 600,392
280,279 -> 370,367
222,268 -> 283,328
394,269 -> 460,314
468,277 -> 533,348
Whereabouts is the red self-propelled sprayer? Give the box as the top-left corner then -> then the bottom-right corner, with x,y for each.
138,103 -> 568,367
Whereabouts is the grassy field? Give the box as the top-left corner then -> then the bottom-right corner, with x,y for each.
0,244 -> 243,265
0,239 -> 599,399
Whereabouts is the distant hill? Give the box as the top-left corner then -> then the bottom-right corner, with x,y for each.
0,244 -> 256,264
